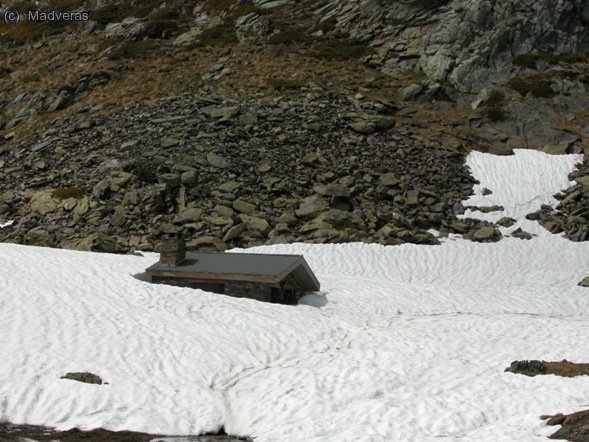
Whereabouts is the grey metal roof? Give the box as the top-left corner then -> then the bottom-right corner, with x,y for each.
146,252 -> 320,290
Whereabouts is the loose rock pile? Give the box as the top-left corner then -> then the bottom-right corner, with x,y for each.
528,156 -> 589,241
0,90 -> 487,252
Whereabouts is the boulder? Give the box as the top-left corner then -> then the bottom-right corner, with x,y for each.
25,227 -> 55,247
239,214 -> 271,234
399,83 -> 424,101
223,223 -> 247,242
471,225 -> 501,242
302,209 -> 360,232
181,169 -> 198,187
301,153 -> 321,166
76,232 -> 126,253
511,228 -> 532,240
174,208 -> 203,224
579,276 -> 589,287
450,220 -> 470,234
29,190 -> 59,215
404,190 -> 420,206
122,190 -> 139,207
110,206 -> 126,227
218,181 -> 242,193
379,173 -> 400,187
233,198 -> 257,214
73,196 -> 90,216
158,173 -> 181,188
486,143 -> 514,156
202,106 -> 239,119
497,217 -> 516,227
295,195 -> 329,220
213,204 -> 234,217
161,137 -> 181,148
187,235 -> 227,252
207,152 -> 230,169
253,0 -> 294,10
104,17 -> 144,38
235,12 -> 273,42
324,183 -> 351,198
174,28 -> 201,46
350,116 -> 393,135
577,176 -> 589,189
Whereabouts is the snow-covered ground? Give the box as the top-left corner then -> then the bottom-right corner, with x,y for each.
0,150 -> 588,441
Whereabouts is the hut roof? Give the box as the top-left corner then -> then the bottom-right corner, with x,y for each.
146,252 -> 320,291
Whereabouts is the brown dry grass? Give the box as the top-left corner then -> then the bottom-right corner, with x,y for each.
544,361 -> 589,377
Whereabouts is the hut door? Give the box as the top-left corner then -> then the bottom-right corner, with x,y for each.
271,287 -> 282,303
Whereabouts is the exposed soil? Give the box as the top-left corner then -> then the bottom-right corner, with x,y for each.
543,410 -> 589,441
505,360 -> 589,377
506,361 -> 589,440
0,423 -> 254,441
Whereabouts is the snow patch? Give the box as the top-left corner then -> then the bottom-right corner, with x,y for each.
1,151 -> 588,441
460,149 -> 583,236
0,220 -> 14,228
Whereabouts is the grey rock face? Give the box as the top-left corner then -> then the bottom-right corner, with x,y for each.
296,195 -> 329,220
235,13 -> 273,42
254,0 -> 294,10
313,0 -> 589,92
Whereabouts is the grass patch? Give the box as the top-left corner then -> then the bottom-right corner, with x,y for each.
513,52 -> 589,68
197,23 -> 238,46
482,106 -> 509,122
484,89 -> 506,107
478,89 -> 510,121
379,0 -> 449,9
141,19 -> 180,39
52,187 -> 84,199
413,0 -> 451,8
124,159 -> 158,184
202,0 -> 234,14
90,2 -> 155,28
268,78 -> 306,90
268,27 -> 310,45
6,0 -> 35,10
0,65 -> 13,77
313,17 -> 337,34
46,0 -> 81,10
10,0 -> 80,10
151,7 -> 182,21
399,68 -> 428,82
0,112 -> 10,129
506,74 -> 556,98
0,19 -> 68,44
229,4 -> 265,19
312,39 -> 375,61
108,39 -> 160,60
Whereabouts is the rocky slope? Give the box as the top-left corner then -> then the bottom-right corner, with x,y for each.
0,90 -> 486,252
0,0 -> 588,252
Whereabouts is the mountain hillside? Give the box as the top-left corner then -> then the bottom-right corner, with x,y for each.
1,0 -> 588,252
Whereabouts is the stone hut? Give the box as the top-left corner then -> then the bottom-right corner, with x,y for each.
146,238 -> 320,304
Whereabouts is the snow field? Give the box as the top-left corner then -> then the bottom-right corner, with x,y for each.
0,149 -> 588,441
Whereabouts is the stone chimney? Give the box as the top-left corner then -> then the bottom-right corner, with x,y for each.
159,237 -> 186,267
